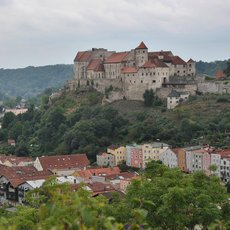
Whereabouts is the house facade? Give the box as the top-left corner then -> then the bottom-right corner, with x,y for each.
159,149 -> 178,168
107,145 -> 126,166
96,152 -> 115,167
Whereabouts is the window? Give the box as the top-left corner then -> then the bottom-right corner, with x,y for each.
141,80 -> 143,83
152,80 -> 156,83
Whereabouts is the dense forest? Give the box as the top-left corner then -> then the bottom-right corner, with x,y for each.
1,88 -> 230,161
0,161 -> 229,229
0,64 -> 72,99
196,60 -> 228,76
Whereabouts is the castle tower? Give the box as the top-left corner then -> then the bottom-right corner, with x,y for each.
135,41 -> 148,67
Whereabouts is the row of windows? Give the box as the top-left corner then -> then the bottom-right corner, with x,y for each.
129,80 -> 157,84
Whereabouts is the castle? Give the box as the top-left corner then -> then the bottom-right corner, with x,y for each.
68,42 -> 197,102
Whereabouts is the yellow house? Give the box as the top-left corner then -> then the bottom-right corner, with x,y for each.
142,143 -> 169,168
107,145 -> 126,166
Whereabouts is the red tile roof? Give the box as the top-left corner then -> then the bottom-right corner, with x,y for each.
171,56 -> 187,65
217,149 -> 230,159
121,67 -> 138,74
74,51 -> 92,62
87,59 -> 104,72
135,41 -> 148,49
105,52 -> 129,63
87,182 -> 116,194
38,154 -> 90,171
149,51 -> 173,57
74,166 -> 120,179
0,155 -> 33,166
0,165 -> 52,187
141,60 -> 157,68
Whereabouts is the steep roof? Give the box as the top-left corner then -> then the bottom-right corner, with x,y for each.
215,70 -> 224,80
149,51 -> 173,57
171,56 -> 187,65
135,41 -> 148,49
187,58 -> 195,63
121,67 -> 138,73
141,60 -> 157,68
0,165 -> 52,188
38,154 -> 90,171
0,155 -> 33,166
105,52 -> 129,63
74,51 -> 92,62
87,59 -> 104,72
217,149 -> 230,159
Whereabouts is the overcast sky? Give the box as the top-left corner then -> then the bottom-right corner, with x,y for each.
0,0 -> 229,68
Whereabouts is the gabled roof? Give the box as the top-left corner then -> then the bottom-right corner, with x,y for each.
215,70 -> 224,80
74,51 -> 92,62
187,58 -> 195,63
38,154 -> 90,171
73,166 -> 120,179
217,149 -> 230,159
0,155 -> 33,166
141,60 -> 157,68
87,59 -> 104,72
121,67 -> 138,73
135,41 -> 148,49
0,165 -> 52,188
149,51 -> 173,57
105,52 -> 129,63
171,56 -> 187,65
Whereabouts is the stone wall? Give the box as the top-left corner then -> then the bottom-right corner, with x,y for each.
198,82 -> 230,94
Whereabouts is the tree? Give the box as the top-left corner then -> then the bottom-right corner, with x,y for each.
224,59 -> 230,77
143,89 -> 154,107
1,112 -> 16,129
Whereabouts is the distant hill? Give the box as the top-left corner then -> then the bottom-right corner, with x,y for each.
0,60 -> 228,99
196,60 -> 227,76
0,64 -> 73,98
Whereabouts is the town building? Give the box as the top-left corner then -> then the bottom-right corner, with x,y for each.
33,154 -> 90,175
171,148 -> 187,172
159,149 -> 178,168
126,144 -> 142,168
167,90 -> 189,109
107,145 -> 126,166
96,152 -> 115,167
142,142 -> 169,168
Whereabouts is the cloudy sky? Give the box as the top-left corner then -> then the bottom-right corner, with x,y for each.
0,0 -> 229,68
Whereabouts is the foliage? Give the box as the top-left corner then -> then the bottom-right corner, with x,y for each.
196,60 -> 227,76
0,65 -> 72,99
224,59 -> 230,77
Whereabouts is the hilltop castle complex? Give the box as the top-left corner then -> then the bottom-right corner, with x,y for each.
68,42 -> 197,102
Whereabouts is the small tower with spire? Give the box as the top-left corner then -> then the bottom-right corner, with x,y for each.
135,41 -> 148,67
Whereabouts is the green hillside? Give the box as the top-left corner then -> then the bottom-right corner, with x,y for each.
0,64 -> 73,98
1,88 -> 230,160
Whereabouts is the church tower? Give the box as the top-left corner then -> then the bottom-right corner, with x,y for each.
135,41 -> 148,67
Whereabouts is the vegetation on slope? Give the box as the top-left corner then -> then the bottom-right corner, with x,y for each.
1,88 -> 230,161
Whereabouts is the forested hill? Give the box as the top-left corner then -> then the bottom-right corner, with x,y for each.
0,64 -> 73,99
196,60 -> 228,76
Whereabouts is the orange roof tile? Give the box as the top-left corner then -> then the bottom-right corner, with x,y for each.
135,41 -> 148,49
171,56 -> 187,65
141,60 -> 157,68
105,52 -> 129,63
121,67 -> 138,74
0,165 -> 52,187
87,59 -> 104,71
0,155 -> 33,166
74,51 -> 92,62
38,154 -> 89,171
